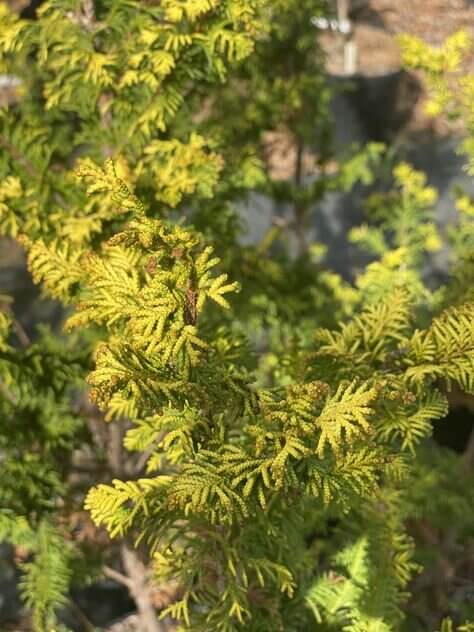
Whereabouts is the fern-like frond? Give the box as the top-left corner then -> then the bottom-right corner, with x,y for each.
19,521 -> 73,632
315,381 -> 377,456
404,303 -> 474,392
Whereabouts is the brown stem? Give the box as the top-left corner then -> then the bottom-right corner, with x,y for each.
462,426 -> 474,473
1,303 -> 31,347
103,421 -> 168,630
293,142 -> 308,256
294,205 -> 308,256
0,381 -> 17,405
133,445 -> 157,475
294,139 -> 303,186
81,0 -> 95,25
69,599 -> 96,632
11,318 -> 30,347
121,544 -> 167,632
99,92 -> 114,159
107,422 -> 125,476
74,392 -> 108,450
103,564 -> 133,590
0,135 -> 38,178
0,135 -> 69,209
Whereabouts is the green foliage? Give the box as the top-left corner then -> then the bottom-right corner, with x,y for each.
0,513 -> 75,631
0,305 -> 87,628
19,521 -> 74,632
0,311 -> 85,513
349,161 -> 441,306
400,29 -> 474,310
0,2 -> 473,631
438,620 -> 474,632
76,175 -> 471,630
306,498 -> 418,632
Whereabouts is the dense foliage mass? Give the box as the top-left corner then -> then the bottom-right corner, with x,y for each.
0,1 -> 473,631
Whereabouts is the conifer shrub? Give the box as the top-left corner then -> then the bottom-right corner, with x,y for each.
0,2 -> 473,631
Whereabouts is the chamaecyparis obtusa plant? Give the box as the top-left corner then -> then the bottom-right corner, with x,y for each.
72,163 -> 474,631
0,0 -> 473,630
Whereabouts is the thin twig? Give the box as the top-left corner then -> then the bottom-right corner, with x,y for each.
69,599 -> 96,632
82,0 -> 95,25
293,141 -> 308,256
108,422 -> 125,476
133,446 -> 155,475
0,135 -> 38,178
11,318 -> 30,347
0,381 -> 17,405
103,564 -> 133,590
462,425 -> 474,473
0,135 -> 69,209
121,544 -> 167,632
2,304 -> 31,347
